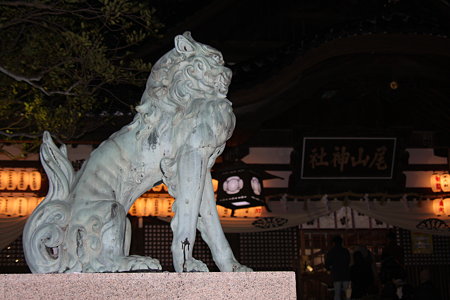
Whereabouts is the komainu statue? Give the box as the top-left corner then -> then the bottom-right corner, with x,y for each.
23,32 -> 252,273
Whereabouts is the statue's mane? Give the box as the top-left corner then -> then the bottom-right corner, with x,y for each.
129,32 -> 234,144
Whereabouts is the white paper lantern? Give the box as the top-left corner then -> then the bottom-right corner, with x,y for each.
430,173 -> 442,192
441,174 -> 450,192
5,170 -> 18,190
433,198 -> 450,216
17,170 -> 30,191
29,171 -> 42,191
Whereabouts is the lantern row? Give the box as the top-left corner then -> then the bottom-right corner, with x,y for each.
0,169 -> 42,191
0,197 -> 44,217
1,193 -> 263,218
129,195 -> 263,218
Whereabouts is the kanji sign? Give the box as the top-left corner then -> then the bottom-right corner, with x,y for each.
301,137 -> 396,179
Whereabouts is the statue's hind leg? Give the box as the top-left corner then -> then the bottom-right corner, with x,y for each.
70,201 -> 161,272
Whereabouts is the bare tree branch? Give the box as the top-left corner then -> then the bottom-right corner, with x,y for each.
0,65 -> 77,96
0,130 -> 64,145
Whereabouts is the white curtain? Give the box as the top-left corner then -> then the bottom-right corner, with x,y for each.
215,196 -> 450,234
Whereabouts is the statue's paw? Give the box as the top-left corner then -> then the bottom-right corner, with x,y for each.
218,259 -> 253,272
118,255 -> 162,272
231,263 -> 253,272
184,258 -> 209,272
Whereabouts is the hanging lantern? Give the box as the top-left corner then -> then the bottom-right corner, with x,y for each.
214,161 -> 280,210
17,170 -> 30,191
430,173 -> 442,192
5,170 -> 18,191
441,174 -> 450,192
26,197 -> 43,215
29,171 -> 42,191
14,197 -> 27,216
433,198 -> 450,216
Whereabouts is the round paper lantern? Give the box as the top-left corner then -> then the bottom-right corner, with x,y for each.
433,198 -> 450,216
441,174 -> 450,192
430,173 -> 442,192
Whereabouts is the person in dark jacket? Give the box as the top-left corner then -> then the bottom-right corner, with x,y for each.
351,250 -> 374,299
326,235 -> 351,300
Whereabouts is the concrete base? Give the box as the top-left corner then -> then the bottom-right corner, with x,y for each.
1,272 -> 296,300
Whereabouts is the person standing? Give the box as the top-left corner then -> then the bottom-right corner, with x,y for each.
326,235 -> 351,300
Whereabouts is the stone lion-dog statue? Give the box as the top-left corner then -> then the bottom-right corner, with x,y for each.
23,32 -> 252,273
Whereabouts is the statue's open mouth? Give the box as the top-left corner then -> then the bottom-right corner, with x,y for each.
46,246 -> 59,259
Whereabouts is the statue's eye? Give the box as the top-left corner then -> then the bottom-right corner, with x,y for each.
211,54 -> 222,64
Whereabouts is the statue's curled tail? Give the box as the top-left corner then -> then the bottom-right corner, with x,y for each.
23,131 -> 75,273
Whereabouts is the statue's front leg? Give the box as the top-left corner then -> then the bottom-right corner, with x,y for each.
170,149 -> 209,272
197,173 -> 253,272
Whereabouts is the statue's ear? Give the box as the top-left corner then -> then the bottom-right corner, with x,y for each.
175,32 -> 195,55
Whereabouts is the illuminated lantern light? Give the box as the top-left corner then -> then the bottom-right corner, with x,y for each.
212,179 -> 218,192
151,183 -> 169,193
26,197 -> 42,215
0,169 -> 42,191
0,170 -> 8,190
166,198 -> 175,216
153,198 -> 159,216
433,198 -> 450,216
216,206 -> 232,218
6,197 -> 20,216
129,196 -> 175,217
6,170 -> 18,190
233,206 -> 264,218
430,173 -> 442,192
29,171 -> 42,191
152,184 -> 164,192
441,174 -> 450,192
15,197 -> 28,216
134,198 -> 148,217
17,170 -> 30,191
0,197 -> 7,214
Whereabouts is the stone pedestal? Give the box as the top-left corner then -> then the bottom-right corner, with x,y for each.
1,272 -> 296,299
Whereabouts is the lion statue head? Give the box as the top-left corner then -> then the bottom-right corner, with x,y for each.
136,31 -> 232,117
